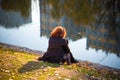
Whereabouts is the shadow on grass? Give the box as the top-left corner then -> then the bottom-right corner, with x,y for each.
18,61 -> 60,73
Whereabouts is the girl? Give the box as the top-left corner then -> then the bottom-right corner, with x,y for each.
38,26 -> 77,64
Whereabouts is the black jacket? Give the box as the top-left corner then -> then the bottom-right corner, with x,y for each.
42,37 -> 70,63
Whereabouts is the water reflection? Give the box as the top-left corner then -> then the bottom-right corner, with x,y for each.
0,0 -> 31,28
40,0 -> 120,56
86,25 -> 120,56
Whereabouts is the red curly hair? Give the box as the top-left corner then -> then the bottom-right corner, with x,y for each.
50,26 -> 67,38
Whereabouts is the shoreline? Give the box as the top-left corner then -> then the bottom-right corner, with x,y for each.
0,42 -> 120,72
0,42 -> 44,55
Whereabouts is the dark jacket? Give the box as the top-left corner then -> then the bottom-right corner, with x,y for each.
42,37 -> 70,63
39,37 -> 78,63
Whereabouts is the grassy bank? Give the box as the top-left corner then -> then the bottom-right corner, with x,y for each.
0,43 -> 120,80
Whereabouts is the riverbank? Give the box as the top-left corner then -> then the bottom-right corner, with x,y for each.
0,42 -> 120,80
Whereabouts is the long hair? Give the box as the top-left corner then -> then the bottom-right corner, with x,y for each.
50,26 -> 67,38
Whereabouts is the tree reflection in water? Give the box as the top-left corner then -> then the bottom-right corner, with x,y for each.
0,0 -> 31,28
40,0 -> 120,56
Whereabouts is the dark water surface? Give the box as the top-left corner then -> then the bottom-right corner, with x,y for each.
0,0 -> 120,69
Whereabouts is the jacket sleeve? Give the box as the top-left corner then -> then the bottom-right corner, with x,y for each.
62,39 -> 70,54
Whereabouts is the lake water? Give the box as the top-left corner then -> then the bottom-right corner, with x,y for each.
0,0 -> 120,69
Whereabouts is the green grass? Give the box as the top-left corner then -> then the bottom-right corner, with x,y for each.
0,47 -> 120,80
0,47 -> 73,80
